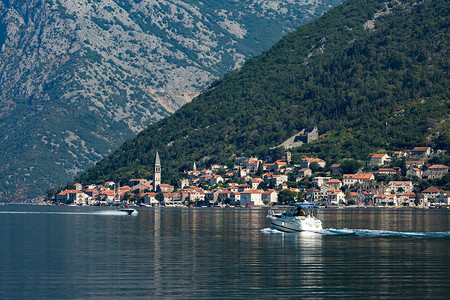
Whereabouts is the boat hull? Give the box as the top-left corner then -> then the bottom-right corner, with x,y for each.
267,215 -> 322,232
118,208 -> 137,215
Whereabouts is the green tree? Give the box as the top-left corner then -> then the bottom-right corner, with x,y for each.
278,189 -> 297,204
341,159 -> 363,174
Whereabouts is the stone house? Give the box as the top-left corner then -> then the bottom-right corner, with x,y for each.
300,158 -> 326,169
330,164 -> 343,175
410,147 -> 432,157
421,186 -> 442,203
387,181 -> 413,194
425,165 -> 448,179
407,167 -> 423,178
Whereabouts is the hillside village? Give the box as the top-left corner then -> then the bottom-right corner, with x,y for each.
52,146 -> 449,208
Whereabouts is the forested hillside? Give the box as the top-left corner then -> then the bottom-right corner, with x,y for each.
77,0 -> 449,186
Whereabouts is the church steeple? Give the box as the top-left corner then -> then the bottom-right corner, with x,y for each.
153,151 -> 161,191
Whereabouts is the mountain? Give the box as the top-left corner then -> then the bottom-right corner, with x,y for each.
0,0 -> 343,201
76,0 -> 449,187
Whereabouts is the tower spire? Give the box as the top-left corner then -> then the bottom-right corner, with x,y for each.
154,151 -> 161,191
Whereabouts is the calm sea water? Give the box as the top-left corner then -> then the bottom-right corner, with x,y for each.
0,205 -> 448,299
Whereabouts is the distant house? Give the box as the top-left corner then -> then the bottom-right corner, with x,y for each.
326,179 -> 343,189
377,168 -> 398,175
343,174 -> 375,187
178,178 -> 190,189
238,183 -> 251,192
327,191 -> 346,206
397,192 -> 416,207
251,178 -> 264,190
262,189 -> 278,204
157,184 -> 175,193
199,174 -> 213,183
277,183 -> 288,191
374,194 -> 397,206
186,189 -> 205,202
98,190 -> 116,203
218,191 -> 232,203
240,190 -> 264,206
369,153 -> 390,166
242,157 -> 262,172
163,192 -> 182,206
230,192 -> 241,205
437,191 -> 450,206
392,151 -> 409,158
387,181 -> 413,193
267,174 -> 288,186
298,168 -> 312,178
227,183 -> 239,192
300,158 -> 326,169
128,179 -> 148,187
407,167 -> 423,178
406,160 -> 425,169
262,160 -> 288,171
425,165 -> 448,179
56,190 -> 88,205
132,182 -> 154,194
312,176 -> 331,187
410,147 -> 431,157
421,186 -> 442,202
330,164 -> 343,175
208,175 -> 224,186
143,192 -> 158,205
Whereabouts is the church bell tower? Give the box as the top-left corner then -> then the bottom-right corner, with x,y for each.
153,151 -> 161,191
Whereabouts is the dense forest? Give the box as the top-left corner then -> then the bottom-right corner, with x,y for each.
76,0 -> 449,186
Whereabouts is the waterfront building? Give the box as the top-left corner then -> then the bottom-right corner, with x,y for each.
240,190 -> 264,206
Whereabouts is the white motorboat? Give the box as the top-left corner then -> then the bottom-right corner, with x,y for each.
118,208 -> 137,215
267,203 -> 322,232
116,205 -> 138,215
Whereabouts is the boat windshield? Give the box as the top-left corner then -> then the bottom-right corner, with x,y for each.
283,205 -> 319,217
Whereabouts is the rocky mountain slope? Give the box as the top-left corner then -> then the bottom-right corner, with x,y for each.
0,0 -> 342,201
76,0 -> 449,186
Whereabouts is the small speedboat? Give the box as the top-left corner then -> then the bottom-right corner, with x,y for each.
267,203 -> 322,232
116,205 -> 138,215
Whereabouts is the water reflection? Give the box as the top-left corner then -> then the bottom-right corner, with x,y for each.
0,206 -> 448,299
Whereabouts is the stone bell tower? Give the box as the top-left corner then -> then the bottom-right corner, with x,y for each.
153,151 -> 161,191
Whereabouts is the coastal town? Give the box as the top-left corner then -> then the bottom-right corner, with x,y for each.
50,145 -> 449,209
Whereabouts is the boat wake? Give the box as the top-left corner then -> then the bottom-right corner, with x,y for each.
320,228 -> 450,238
0,210 -> 137,216
261,227 -> 450,238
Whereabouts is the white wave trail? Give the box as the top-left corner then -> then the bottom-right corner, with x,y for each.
260,227 -> 450,238
0,210 -> 137,216
319,228 -> 450,238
